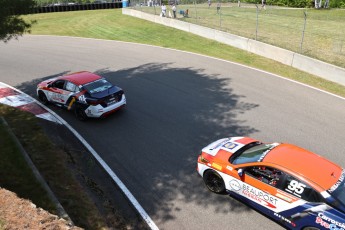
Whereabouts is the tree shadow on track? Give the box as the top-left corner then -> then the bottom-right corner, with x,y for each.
93,63 -> 260,223
17,63 -> 262,227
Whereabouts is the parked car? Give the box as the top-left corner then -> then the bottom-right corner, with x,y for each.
37,71 -> 126,120
197,136 -> 345,230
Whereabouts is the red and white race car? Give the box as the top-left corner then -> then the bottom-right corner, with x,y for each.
37,71 -> 126,120
197,137 -> 345,230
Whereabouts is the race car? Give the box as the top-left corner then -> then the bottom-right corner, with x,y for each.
197,137 -> 345,230
37,71 -> 126,120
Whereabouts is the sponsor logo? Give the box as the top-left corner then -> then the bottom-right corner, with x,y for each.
316,213 -> 345,229
229,180 -> 241,191
274,213 -> 296,227
328,169 -> 345,193
226,165 -> 233,171
242,184 -> 277,208
223,142 -> 238,150
210,139 -> 229,150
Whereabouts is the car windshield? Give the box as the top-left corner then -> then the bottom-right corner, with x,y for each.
232,143 -> 277,165
329,170 -> 345,209
83,79 -> 112,94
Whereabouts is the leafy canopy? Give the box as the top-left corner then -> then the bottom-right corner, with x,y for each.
0,0 -> 37,43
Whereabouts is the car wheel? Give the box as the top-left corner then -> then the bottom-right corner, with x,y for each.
303,227 -> 320,230
74,106 -> 87,121
203,170 -> 226,194
38,92 -> 49,105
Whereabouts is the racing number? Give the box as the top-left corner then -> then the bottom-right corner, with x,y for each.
287,180 -> 306,195
78,95 -> 86,103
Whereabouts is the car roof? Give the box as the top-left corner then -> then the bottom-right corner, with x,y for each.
263,143 -> 342,190
59,71 -> 102,86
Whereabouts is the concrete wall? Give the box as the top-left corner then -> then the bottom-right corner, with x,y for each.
122,8 -> 345,86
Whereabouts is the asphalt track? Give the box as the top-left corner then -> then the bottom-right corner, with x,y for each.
1,36 -> 345,230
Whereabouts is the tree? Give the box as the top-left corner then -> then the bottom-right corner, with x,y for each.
0,0 -> 37,43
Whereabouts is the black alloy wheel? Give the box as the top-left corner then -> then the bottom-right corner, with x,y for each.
38,92 -> 49,105
74,106 -> 87,121
203,170 -> 226,194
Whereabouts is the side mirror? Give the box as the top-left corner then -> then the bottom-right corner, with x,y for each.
238,168 -> 244,177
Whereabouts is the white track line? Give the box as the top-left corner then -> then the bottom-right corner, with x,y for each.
0,82 -> 159,230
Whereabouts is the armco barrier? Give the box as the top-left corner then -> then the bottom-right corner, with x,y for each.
122,8 -> 345,87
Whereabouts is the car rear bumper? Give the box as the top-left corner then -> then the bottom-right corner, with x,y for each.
85,94 -> 126,118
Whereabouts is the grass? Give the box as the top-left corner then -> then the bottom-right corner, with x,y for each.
24,9 -> 345,98
0,105 -> 109,229
0,113 -> 57,213
135,3 -> 345,68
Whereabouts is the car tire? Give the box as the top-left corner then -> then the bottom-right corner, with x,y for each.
203,170 -> 226,194
74,106 -> 87,121
38,91 -> 49,105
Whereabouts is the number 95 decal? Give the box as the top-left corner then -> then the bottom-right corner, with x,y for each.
286,180 -> 306,197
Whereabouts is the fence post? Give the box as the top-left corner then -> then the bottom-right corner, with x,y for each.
300,11 -> 307,53
255,4 -> 259,40
194,1 -> 198,23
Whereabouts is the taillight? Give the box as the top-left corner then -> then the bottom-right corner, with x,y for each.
200,155 -> 210,163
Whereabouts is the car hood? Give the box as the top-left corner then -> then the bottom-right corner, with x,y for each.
37,78 -> 56,88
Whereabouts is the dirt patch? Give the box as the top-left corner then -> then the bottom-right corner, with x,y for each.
0,188 -> 81,230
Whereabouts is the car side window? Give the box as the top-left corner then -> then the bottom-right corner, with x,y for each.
279,175 -> 323,202
65,81 -> 77,92
52,80 -> 65,89
245,166 -> 284,188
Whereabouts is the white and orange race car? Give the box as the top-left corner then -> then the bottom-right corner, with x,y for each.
197,137 -> 345,230
37,71 -> 126,120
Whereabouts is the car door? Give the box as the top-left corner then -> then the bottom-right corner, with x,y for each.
239,166 -> 284,211
47,79 -> 67,104
48,80 -> 76,105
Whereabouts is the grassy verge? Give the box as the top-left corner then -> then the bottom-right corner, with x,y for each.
136,4 -> 345,68
24,9 -> 345,98
0,105 -> 111,229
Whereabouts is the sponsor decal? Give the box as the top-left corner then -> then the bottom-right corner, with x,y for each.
78,95 -> 87,103
223,142 -> 238,150
274,213 -> 296,227
210,139 -> 229,150
242,184 -> 277,208
229,180 -> 241,191
226,166 -> 233,171
316,213 -> 345,229
212,163 -> 222,171
328,169 -> 345,193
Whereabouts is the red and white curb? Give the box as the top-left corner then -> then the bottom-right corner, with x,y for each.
0,81 -> 159,230
0,82 -> 62,124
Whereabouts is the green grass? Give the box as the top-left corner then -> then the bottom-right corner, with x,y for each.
0,114 -> 57,213
0,105 -> 108,229
24,9 -> 345,97
136,3 -> 345,68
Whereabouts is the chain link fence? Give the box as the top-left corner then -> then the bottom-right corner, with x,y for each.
129,1 -> 345,68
